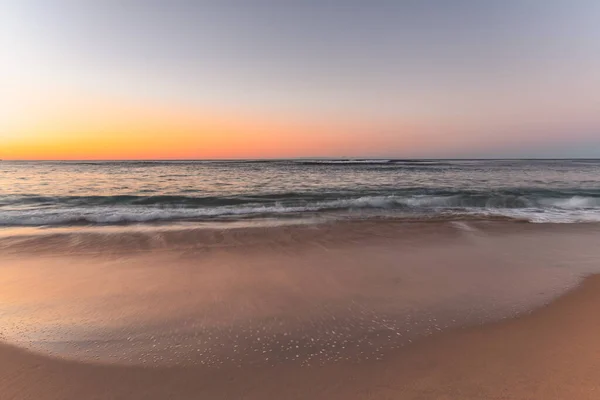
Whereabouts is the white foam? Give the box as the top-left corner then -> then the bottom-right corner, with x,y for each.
2,195 -> 600,226
471,208 -> 600,224
539,196 -> 599,209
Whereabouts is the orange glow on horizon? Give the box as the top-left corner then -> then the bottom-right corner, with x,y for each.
8,90 -> 593,161
2,94 -> 427,160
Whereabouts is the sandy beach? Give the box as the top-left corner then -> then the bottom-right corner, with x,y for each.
1,274 -> 599,399
0,220 -> 599,399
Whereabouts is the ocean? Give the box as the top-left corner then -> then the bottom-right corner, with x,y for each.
1,159 -> 600,226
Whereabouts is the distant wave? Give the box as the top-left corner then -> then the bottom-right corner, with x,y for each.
291,159 -> 452,166
1,190 -> 600,226
293,159 -> 394,165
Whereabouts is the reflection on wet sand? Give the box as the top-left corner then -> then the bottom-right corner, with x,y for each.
1,220 -> 599,368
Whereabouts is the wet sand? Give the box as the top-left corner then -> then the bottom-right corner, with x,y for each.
1,220 -> 600,399
1,274 -> 599,399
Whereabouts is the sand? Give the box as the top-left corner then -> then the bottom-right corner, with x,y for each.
0,274 -> 598,399
1,221 -> 600,399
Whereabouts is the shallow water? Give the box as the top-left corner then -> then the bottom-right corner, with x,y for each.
1,221 -> 599,367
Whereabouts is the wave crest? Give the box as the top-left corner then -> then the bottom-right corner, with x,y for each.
1,192 -> 600,226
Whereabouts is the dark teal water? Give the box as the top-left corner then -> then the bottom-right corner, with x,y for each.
1,159 -> 600,226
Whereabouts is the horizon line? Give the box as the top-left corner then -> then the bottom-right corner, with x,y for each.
2,157 -> 600,162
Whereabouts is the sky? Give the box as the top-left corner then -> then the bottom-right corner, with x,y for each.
1,0 -> 600,160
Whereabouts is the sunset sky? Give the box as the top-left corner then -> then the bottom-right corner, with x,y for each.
2,0 -> 600,160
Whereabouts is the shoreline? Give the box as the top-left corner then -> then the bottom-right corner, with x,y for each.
1,274 -> 600,399
2,217 -> 600,253
1,219 -> 599,367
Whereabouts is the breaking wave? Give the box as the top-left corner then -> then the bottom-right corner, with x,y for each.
1,190 -> 600,226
